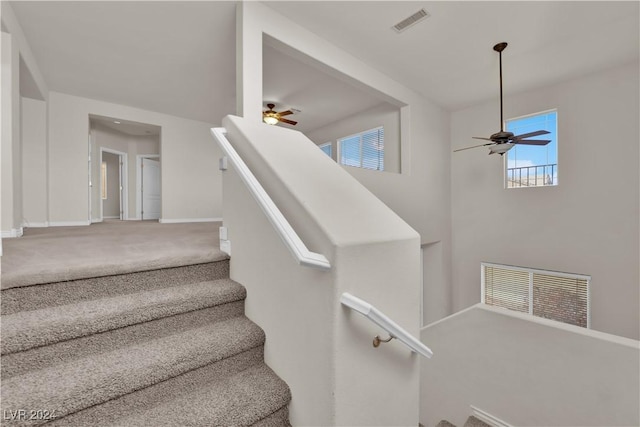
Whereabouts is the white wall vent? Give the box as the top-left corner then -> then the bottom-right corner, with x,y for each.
393,8 -> 430,33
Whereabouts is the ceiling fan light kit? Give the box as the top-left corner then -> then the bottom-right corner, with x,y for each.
262,103 -> 298,126
454,42 -> 551,156
263,114 -> 279,125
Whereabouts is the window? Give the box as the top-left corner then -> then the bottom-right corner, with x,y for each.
482,263 -> 590,328
505,110 -> 557,188
338,127 -> 384,171
319,142 -> 332,157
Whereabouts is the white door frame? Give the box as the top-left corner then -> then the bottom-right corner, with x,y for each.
88,131 -> 93,222
99,147 -> 128,221
136,154 -> 160,220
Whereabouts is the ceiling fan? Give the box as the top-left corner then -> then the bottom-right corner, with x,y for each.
455,42 -> 551,155
262,103 -> 297,126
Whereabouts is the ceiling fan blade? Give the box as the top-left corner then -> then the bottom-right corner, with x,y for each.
278,110 -> 294,117
514,139 -> 551,146
453,142 -> 495,152
279,118 -> 298,126
513,130 -> 550,140
472,136 -> 493,141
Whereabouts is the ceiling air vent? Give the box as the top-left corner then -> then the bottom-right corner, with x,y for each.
393,8 -> 430,33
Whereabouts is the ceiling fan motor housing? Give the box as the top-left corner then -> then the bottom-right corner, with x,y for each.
490,130 -> 515,143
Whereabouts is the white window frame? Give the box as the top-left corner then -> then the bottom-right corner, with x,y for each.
481,262 -> 591,329
318,142 -> 332,158
504,109 -> 558,189
338,126 -> 384,171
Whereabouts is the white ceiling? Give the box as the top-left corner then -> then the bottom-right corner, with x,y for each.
90,115 -> 161,137
10,1 -> 237,124
266,1 -> 640,111
263,41 -> 390,133
8,1 -> 639,127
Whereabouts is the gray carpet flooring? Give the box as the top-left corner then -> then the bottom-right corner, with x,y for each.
1,221 -> 228,289
0,221 -> 291,426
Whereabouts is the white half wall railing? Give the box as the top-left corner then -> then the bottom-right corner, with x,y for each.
340,292 -> 433,358
211,127 -> 331,270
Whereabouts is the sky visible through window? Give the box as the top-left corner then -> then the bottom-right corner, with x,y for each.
319,143 -> 332,157
506,110 -> 557,187
339,127 -> 384,171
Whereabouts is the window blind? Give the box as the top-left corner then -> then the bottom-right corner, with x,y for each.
338,127 -> 384,171
482,263 -> 590,328
483,265 -> 530,313
340,136 -> 360,167
319,142 -> 332,157
361,128 -> 384,171
533,273 -> 589,327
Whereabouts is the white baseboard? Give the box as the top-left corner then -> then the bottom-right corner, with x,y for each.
159,218 -> 222,224
1,227 -> 24,238
103,216 -> 120,219
22,221 -> 49,228
470,406 -> 513,427
49,220 -> 91,227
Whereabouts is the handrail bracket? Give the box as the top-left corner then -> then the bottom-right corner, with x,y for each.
373,334 -> 395,348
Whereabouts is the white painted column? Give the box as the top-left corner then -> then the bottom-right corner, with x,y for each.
1,31 -> 22,237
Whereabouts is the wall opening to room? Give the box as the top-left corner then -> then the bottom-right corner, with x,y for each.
262,35 -> 405,174
88,115 -> 161,222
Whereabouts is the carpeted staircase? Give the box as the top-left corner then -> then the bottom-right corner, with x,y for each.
1,254 -> 291,426
435,416 -> 492,427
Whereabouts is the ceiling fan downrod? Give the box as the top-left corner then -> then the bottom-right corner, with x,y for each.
494,42 -> 508,132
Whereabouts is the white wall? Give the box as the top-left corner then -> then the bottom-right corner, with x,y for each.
1,31 -> 22,237
222,115 -> 422,426
1,0 -> 48,240
420,304 -> 640,427
0,2 -> 47,102
235,3 -> 454,424
238,0 -> 452,328
451,63 -> 640,340
21,96 -> 47,226
48,92 -> 223,225
306,102 -> 401,173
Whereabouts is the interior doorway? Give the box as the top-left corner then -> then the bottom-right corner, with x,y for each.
100,147 -> 128,221
137,155 -> 161,220
88,115 -> 161,222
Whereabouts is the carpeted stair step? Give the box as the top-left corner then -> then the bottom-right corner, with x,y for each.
463,416 -> 492,427
1,278 -> 245,355
1,316 -> 265,425
48,346 -> 266,426
436,416 -> 492,427
252,406 -> 291,427
106,363 -> 291,427
1,300 -> 244,379
1,261 -> 229,315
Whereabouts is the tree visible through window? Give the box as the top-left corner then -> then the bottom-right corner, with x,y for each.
505,110 -> 557,188
339,127 -> 384,171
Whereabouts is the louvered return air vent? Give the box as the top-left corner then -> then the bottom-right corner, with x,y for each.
393,8 -> 430,33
